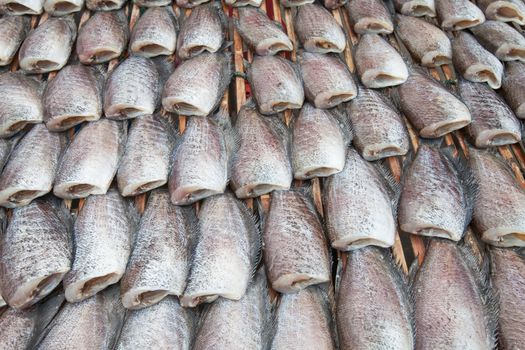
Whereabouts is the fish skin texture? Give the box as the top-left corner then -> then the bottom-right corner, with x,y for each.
347,0 -> 394,34
477,0 -> 525,25
0,15 -> 31,66
0,0 -> 44,15
394,0 -> 436,17
470,20 -> 525,62
502,61 -> 525,119
436,0 -> 486,30
130,6 -> 177,58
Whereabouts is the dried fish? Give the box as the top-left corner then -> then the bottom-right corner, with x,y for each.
54,119 -> 126,200
395,14 -> 451,67
168,109 -> 231,205
394,69 -> 471,138
264,188 -> 331,293
281,0 -> 313,7
121,189 -> 196,309
0,292 -> 64,350
36,285 -> 125,349
337,247 -> 414,349
116,296 -> 196,350
291,103 -> 348,179
0,136 -> 19,171
298,51 -> 357,109
231,102 -> 292,198
469,148 -> 525,247
502,61 -> 525,119
86,0 -> 125,11
180,193 -> 261,307
224,0 -> 261,7
347,0 -> 394,34
436,0 -> 485,30
490,247 -> 525,349
43,0 -> 83,15
130,6 -> 177,58
322,0 -> 346,10
399,143 -> 475,241
347,86 -> 409,161
0,15 -> 30,66
117,115 -> 176,197
0,125 -> 64,208
193,269 -> 271,350
63,189 -> 134,303
43,64 -> 104,132
0,0 -> 44,14
0,72 -> 44,138
236,6 -> 292,56
247,55 -> 304,115
162,52 -> 231,116
76,10 -> 129,65
175,0 -> 211,9
478,0 -> 525,25
18,16 -> 76,74
177,2 -> 225,60
355,34 -> 408,88
394,0 -> 436,17
134,0 -> 171,6
459,79 -> 521,148
0,197 -> 71,309
294,3 -> 346,54
270,285 -> 335,350
471,20 -> 525,62
323,148 -> 397,250
452,31 -> 503,89
413,239 -> 497,349
104,56 -> 164,120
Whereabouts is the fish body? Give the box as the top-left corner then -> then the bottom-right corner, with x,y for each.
502,61 -> 525,119
469,148 -> 525,247
355,34 -> 408,88
104,56 -> 163,120
135,0 -> 171,6
116,296 -> 196,350
490,247 -> 525,348
291,103 -> 348,179
224,0 -> 261,7
0,125 -> 64,208
0,15 -> 30,66
36,285 -> 125,350
436,0 -> 486,30
281,0 -> 313,7
459,79 -> 521,148
63,189 -> 134,303
0,72 -> 43,138
247,55 -> 304,115
452,31 -> 503,89
175,0 -> 211,8
43,64 -> 104,132
395,70 -> 471,138
347,87 -> 409,161
322,0 -> 346,10
76,10 -> 129,65
298,51 -> 356,109
0,0 -> 43,14
270,285 -> 335,350
236,6 -> 293,56
347,0 -> 394,34
130,6 -> 177,58
162,52 -> 231,116
54,119 -> 126,199
86,0 -> 125,10
0,198 -> 71,309
193,269 -> 271,350
478,0 -> 525,25
323,148 -> 397,250
396,14 -> 451,67
121,189 -> 196,309
337,247 -> 414,349
44,0 -> 83,15
117,114 -> 176,197
168,110 -> 230,205
231,102 -> 292,198
394,0 -> 436,17
0,292 -> 64,350
399,143 -> 473,241
264,189 -> 331,293
294,3 -> 346,54
471,20 -> 525,62
413,239 -> 496,350
177,3 -> 224,60
18,16 -> 76,74
181,193 -> 260,307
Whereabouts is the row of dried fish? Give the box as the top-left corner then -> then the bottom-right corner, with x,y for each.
2,241 -> 524,349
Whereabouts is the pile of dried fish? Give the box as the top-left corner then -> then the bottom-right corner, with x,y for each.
1,0 -> 525,348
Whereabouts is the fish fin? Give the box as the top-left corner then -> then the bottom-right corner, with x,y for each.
219,40 -> 233,52
238,197 -> 263,277
374,159 -> 401,217
182,204 -> 200,254
27,290 -> 66,349
316,282 -> 338,348
331,105 -> 353,145
266,114 -> 291,150
152,56 -> 175,85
